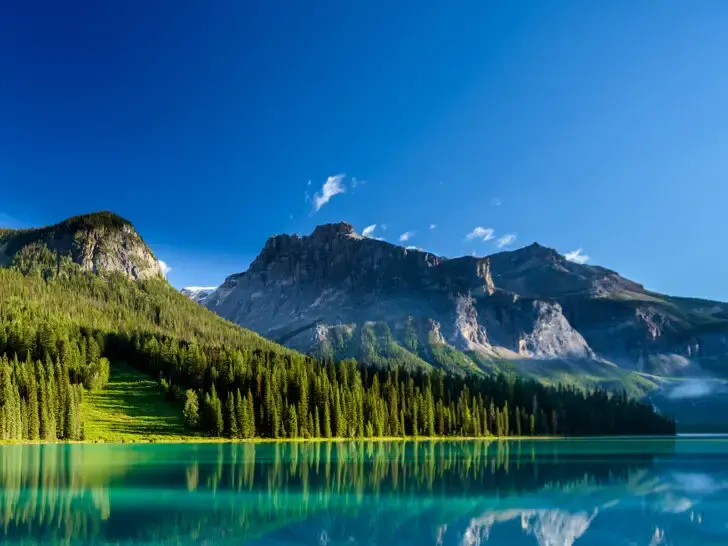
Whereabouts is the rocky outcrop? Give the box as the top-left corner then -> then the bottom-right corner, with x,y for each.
202,224 -> 689,384
198,222 -> 728,390
0,212 -> 164,280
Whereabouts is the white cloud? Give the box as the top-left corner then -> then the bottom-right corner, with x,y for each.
351,177 -> 367,188
158,260 -> 172,276
399,231 -> 415,242
381,224 -> 388,231
362,224 -> 377,238
465,226 -> 495,241
313,174 -> 346,212
406,245 -> 423,252
491,198 -> 502,206
429,224 -> 437,230
496,234 -> 516,248
564,248 -> 590,264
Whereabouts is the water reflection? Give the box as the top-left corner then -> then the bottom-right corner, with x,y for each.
0,438 -> 725,545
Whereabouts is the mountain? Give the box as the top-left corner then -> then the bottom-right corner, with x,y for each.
0,211 -> 164,280
200,222 -> 728,398
180,286 -> 217,305
0,211 -> 672,441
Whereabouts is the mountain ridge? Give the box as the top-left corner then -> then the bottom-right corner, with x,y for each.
0,211 -> 673,441
0,211 -> 164,280
199,222 -> 728,399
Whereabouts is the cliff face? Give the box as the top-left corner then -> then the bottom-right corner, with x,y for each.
0,212 -> 164,280
201,222 -> 728,391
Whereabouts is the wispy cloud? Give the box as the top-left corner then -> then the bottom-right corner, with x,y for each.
429,223 -> 437,230
158,260 -> 172,276
313,174 -> 346,212
465,226 -> 495,241
496,234 -> 516,248
381,224 -> 388,231
491,198 -> 502,207
398,231 -> 415,242
351,177 -> 367,188
362,224 -> 377,238
406,245 -> 422,251
564,248 -> 590,264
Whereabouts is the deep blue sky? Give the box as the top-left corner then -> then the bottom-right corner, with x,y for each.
1,2 -> 727,299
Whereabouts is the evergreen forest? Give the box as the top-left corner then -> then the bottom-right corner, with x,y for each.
0,236 -> 676,441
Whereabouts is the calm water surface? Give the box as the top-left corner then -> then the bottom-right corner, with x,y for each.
0,438 -> 726,545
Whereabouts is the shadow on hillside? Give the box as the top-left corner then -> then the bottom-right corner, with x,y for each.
84,364 -> 187,437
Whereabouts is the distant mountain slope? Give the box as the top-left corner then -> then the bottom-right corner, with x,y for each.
200,223 -> 728,398
0,212 -> 295,355
181,286 -> 217,305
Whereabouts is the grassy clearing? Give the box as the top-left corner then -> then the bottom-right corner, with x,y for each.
81,363 -> 198,442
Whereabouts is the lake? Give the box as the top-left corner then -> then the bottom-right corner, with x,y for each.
0,438 -> 726,545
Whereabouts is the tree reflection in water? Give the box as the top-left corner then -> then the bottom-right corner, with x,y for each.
0,439 -> 676,545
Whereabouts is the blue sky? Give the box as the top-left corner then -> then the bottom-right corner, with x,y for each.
1,2 -> 727,300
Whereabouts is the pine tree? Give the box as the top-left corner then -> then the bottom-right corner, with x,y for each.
27,372 -> 40,440
504,402 -> 510,437
183,389 -> 200,429
226,393 -> 237,438
64,385 -> 78,440
288,405 -> 298,439
245,390 -> 256,438
235,389 -> 245,439
21,398 -> 29,439
323,402 -> 332,438
212,388 -> 224,436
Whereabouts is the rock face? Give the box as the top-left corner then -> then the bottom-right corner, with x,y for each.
200,222 -> 728,392
0,212 -> 164,280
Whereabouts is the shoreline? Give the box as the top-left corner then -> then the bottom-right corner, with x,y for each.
0,433 -> 687,446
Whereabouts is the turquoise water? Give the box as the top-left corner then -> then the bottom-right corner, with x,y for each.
0,438 -> 726,545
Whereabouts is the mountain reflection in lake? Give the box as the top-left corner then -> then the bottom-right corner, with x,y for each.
0,438 -> 725,545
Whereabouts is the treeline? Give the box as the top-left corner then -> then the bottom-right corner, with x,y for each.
137,337 -> 674,438
0,353 -> 85,440
0,254 -> 676,440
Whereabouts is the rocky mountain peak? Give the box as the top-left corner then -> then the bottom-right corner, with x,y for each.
487,241 -> 642,298
196,219 -> 728,409
508,241 -> 563,262
0,211 -> 164,280
246,222 -> 446,289
311,222 -> 356,240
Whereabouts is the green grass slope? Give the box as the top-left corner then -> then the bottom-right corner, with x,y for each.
82,363 -> 192,442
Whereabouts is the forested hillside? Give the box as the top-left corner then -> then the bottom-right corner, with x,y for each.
0,214 -> 676,440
